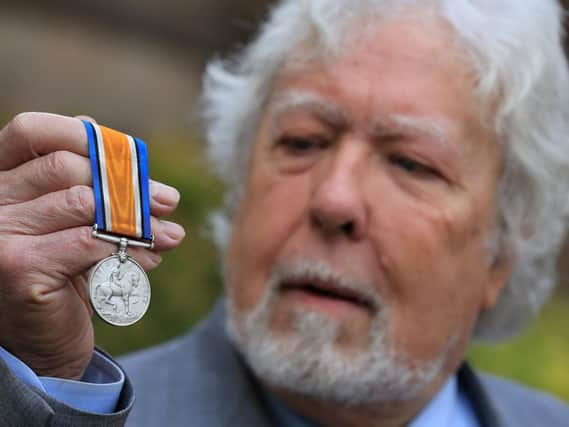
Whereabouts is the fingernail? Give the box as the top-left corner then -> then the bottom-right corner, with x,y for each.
151,181 -> 180,206
161,220 -> 185,241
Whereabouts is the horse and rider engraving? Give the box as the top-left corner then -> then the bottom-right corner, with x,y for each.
94,262 -> 141,316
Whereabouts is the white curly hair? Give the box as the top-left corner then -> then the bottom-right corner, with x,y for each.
201,0 -> 569,342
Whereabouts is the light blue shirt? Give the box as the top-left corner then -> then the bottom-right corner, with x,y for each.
1,346 -> 479,426
266,375 -> 480,427
0,346 -> 124,414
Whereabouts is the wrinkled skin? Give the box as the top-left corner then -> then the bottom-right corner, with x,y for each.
0,113 -> 184,379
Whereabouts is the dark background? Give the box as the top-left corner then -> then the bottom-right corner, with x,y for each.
0,0 -> 567,402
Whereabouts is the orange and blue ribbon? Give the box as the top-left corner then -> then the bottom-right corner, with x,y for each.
83,121 -> 152,241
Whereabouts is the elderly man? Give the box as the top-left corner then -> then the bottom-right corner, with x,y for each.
1,0 -> 569,426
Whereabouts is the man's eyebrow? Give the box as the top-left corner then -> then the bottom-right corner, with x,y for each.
268,91 -> 449,148
269,90 -> 349,127
371,115 -> 449,148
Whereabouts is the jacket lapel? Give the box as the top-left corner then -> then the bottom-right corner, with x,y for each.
190,300 -> 276,427
458,363 -> 503,427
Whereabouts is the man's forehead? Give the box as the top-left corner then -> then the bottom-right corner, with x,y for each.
265,21 -> 475,139
270,90 -> 348,125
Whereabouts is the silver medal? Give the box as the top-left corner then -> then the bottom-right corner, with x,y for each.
88,231 -> 152,326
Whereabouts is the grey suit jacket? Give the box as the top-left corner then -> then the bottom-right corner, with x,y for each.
2,300 -> 568,426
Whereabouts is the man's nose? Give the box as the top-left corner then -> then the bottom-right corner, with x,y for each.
309,145 -> 367,241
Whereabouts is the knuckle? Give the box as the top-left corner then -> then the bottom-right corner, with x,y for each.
46,151 -> 68,175
64,186 -> 93,218
75,226 -> 96,252
41,151 -> 73,185
3,112 -> 46,146
23,281 -> 53,306
5,112 -> 34,139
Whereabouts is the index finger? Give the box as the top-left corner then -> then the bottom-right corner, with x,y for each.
0,112 -> 88,171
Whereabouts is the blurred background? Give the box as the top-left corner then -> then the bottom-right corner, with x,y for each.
1,0 -> 568,402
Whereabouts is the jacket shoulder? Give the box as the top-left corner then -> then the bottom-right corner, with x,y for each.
117,301 -> 273,427
478,372 -> 569,426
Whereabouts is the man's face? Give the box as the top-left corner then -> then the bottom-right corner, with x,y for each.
225,18 -> 508,403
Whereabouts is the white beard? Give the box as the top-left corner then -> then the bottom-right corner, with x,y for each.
226,258 -> 450,405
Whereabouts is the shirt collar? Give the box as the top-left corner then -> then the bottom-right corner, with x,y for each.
264,375 -> 465,427
409,376 -> 457,427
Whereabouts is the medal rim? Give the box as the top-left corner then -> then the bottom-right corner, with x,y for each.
88,254 -> 151,327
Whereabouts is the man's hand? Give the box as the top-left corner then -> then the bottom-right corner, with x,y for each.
0,112 -> 184,380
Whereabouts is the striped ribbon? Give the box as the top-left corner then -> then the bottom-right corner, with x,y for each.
83,121 -> 152,241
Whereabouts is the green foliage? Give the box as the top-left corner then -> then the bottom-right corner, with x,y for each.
469,295 -> 569,402
95,131 -> 569,403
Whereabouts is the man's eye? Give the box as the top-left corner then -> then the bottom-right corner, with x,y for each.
389,154 -> 439,177
278,136 -> 323,155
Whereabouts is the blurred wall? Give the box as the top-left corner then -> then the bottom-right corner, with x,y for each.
2,0 -> 569,133
0,0 -> 271,132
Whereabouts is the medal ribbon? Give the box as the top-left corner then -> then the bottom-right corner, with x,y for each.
83,121 -> 152,241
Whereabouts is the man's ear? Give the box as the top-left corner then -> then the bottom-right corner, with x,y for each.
481,252 -> 513,310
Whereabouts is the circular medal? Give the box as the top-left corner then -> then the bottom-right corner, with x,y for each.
88,254 -> 151,326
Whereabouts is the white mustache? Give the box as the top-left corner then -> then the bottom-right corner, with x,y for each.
269,258 -> 382,311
